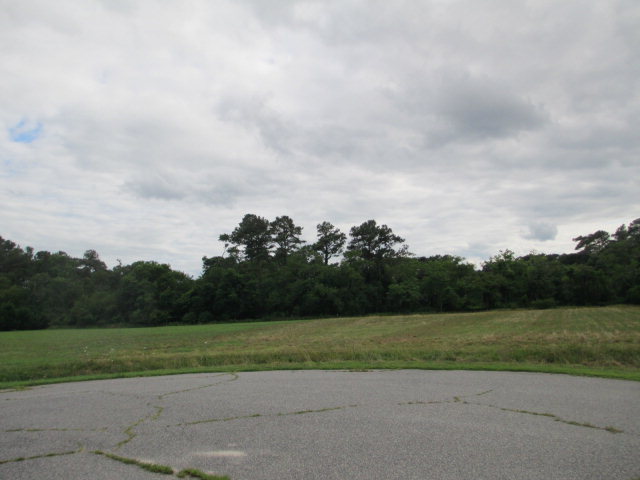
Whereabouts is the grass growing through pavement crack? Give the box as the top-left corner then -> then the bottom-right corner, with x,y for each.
398,390 -> 624,434
150,404 -> 165,421
180,404 -> 358,426
454,389 -> 494,403
5,426 -> 106,433
93,451 -> 230,479
159,373 -> 239,399
490,406 -> 624,434
93,450 -> 174,474
115,373 -> 236,447
177,468 -> 230,480
282,406 -> 355,415
115,404 -> 164,448
0,446 -> 83,465
399,400 -> 443,406
400,389 -> 494,407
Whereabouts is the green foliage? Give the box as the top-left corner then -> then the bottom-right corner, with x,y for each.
116,261 -> 192,326
220,213 -> 273,261
572,230 -> 611,254
347,219 -> 407,260
1,216 -> 639,330
270,215 -> 304,262
314,221 -> 346,265
93,451 -> 174,474
530,298 -> 557,309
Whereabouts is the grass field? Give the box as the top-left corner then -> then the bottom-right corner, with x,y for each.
1,306 -> 639,388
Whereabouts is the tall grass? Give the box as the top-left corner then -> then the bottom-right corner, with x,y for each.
1,306 -> 639,387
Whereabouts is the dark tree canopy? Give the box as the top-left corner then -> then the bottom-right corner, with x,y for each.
79,249 -> 107,274
220,214 -> 273,261
572,230 -> 610,254
1,216 -> 639,330
270,215 -> 304,262
314,221 -> 346,265
628,218 -> 640,238
347,220 -> 406,260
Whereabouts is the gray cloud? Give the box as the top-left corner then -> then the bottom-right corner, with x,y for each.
217,95 -> 294,155
123,173 -> 186,201
433,75 -> 547,141
1,0 -> 638,275
524,222 -> 558,242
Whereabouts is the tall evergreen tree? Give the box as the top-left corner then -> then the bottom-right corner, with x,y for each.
347,220 -> 406,260
270,215 -> 304,263
313,221 -> 346,265
219,214 -> 273,262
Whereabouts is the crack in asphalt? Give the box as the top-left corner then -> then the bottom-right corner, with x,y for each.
93,450 -> 230,479
4,427 -> 107,433
176,404 -> 360,427
471,402 -> 625,434
398,388 -> 494,406
0,445 -> 84,465
1,375 -> 634,479
1,372 -> 241,467
158,373 -> 239,399
115,404 -> 165,449
398,388 -> 626,435
98,390 -> 148,401
114,373 -> 239,449
93,450 -> 174,475
0,374 -> 242,472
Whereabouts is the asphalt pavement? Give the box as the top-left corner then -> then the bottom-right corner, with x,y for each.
1,370 -> 639,479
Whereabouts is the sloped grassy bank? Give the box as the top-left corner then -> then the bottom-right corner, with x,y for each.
1,306 -> 639,388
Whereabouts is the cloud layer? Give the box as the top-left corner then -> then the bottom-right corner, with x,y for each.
2,0 -> 639,275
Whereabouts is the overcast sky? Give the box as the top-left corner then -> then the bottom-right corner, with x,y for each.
2,0 -> 639,276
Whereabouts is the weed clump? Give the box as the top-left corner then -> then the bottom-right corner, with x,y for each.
93,450 -> 173,474
177,468 -> 231,480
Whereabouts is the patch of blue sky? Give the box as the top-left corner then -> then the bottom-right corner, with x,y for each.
9,119 -> 43,143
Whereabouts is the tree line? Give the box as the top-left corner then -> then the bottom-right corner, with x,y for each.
1,215 -> 639,330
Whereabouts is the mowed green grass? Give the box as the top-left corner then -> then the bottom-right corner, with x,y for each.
1,306 -> 639,388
